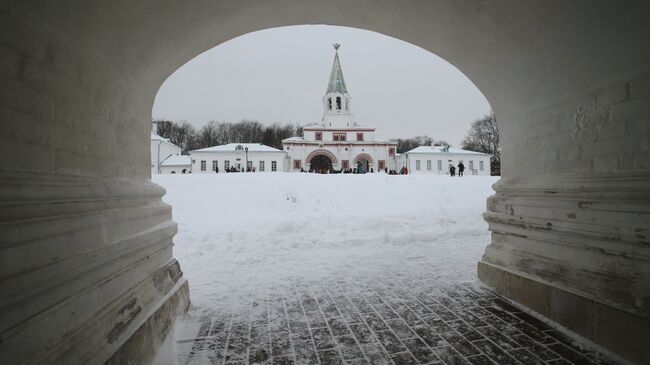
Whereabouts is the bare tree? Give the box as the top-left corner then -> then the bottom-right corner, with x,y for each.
461,111 -> 500,174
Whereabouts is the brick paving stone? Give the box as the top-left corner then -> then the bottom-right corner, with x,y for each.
391,351 -> 419,365
465,354 -> 494,365
508,347 -> 546,365
431,345 -> 471,365
385,318 -> 418,340
403,337 -> 439,363
471,339 -> 518,365
312,327 -> 336,351
376,330 -> 408,354
178,280 -> 621,365
335,335 -> 365,360
318,349 -> 344,365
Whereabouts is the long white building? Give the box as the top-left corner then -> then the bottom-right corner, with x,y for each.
282,45 -> 398,173
189,143 -> 287,173
396,144 -> 492,175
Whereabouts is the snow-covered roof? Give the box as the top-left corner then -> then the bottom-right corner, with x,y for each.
404,145 -> 491,156
283,136 -> 305,142
151,132 -> 181,147
160,155 -> 192,166
191,143 -> 285,153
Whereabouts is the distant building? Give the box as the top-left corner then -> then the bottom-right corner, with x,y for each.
151,124 -> 190,174
189,143 -> 287,173
282,45 -> 398,173
160,155 -> 192,174
396,144 -> 492,175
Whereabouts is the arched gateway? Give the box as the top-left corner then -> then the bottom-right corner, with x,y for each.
2,2 -> 649,364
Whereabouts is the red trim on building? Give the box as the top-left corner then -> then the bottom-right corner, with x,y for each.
353,153 -> 374,164
303,128 -> 376,132
283,142 -> 397,147
306,149 -> 339,164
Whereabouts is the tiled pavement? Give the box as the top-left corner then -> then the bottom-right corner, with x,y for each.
177,275 -> 619,365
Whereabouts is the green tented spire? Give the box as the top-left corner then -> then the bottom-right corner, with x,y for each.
326,44 -> 348,94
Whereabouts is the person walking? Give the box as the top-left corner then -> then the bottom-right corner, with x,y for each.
458,162 -> 465,177
449,165 -> 456,177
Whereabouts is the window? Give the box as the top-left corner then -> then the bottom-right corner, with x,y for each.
271,161 -> 277,171
224,160 -> 230,170
342,160 -> 349,170
235,144 -> 243,151
212,160 -> 218,171
469,161 -> 474,170
328,97 -> 332,110
479,161 -> 484,171
336,96 -> 342,110
200,160 -> 206,171
427,160 -> 432,171
388,148 -> 395,157
437,160 -> 442,170
378,160 -> 385,170
416,160 -> 421,171
315,132 -> 322,141
333,133 -> 346,141
356,133 -> 364,141
259,160 -> 265,171
293,160 -> 301,169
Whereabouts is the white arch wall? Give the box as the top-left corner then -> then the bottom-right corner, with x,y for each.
0,1 -> 649,363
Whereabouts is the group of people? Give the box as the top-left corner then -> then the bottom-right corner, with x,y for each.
449,162 -> 465,177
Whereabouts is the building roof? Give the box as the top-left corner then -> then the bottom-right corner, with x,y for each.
404,145 -> 492,156
326,49 -> 348,94
160,155 -> 192,166
191,143 -> 285,153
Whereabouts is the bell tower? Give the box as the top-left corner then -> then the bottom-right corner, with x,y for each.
322,44 -> 354,128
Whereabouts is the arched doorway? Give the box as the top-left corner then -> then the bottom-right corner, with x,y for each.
309,154 -> 333,173
354,153 -> 373,173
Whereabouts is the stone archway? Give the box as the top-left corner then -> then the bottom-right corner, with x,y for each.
306,149 -> 339,165
353,153 -> 373,173
2,2 -> 650,364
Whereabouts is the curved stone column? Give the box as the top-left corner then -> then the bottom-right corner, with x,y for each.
479,70 -> 650,364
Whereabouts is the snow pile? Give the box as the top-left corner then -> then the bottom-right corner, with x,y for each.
153,173 -> 499,314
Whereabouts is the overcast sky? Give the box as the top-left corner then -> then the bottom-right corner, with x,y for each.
152,25 -> 491,146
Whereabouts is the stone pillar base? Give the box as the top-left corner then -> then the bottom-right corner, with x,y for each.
106,276 -> 189,365
478,261 -> 650,364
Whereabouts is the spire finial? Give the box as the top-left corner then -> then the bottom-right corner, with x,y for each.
333,43 -> 340,52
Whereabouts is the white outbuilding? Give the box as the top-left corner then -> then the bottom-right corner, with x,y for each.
151,130 -> 187,175
396,144 -> 492,175
159,155 -> 192,174
189,143 -> 288,173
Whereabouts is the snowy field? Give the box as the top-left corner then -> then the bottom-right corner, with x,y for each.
153,173 -> 499,315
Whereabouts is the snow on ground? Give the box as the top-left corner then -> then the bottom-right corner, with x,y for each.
153,173 -> 499,315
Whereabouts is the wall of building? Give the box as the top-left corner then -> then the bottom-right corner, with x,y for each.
190,151 -> 287,172
303,129 -> 376,142
285,143 -> 396,171
396,153 -> 492,175
159,165 -> 191,174
151,140 -> 182,175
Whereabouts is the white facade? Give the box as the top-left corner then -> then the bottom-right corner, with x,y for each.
189,143 -> 287,173
151,132 -> 183,175
283,46 -> 398,172
159,155 -> 192,174
396,145 -> 492,175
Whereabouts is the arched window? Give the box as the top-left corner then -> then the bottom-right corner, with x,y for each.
336,96 -> 342,110
328,98 -> 332,110
235,144 -> 243,151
